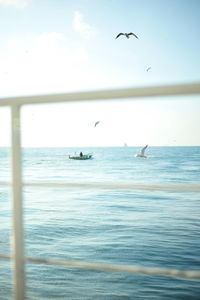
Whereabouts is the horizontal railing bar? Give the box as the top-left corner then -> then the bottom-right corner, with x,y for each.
0,181 -> 200,192
0,182 -> 10,187
0,254 -> 200,281
0,82 -> 200,107
0,254 -> 10,260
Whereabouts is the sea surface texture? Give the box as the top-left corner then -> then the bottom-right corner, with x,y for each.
0,146 -> 200,299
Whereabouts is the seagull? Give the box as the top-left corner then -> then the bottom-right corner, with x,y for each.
146,67 -> 151,72
94,121 -> 100,127
135,145 -> 148,158
115,32 -> 139,39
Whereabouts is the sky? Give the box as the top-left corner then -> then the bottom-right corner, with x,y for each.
0,0 -> 200,147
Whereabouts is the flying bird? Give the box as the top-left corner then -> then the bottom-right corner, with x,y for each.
115,32 -> 139,39
94,121 -> 100,127
146,67 -> 152,72
135,145 -> 148,158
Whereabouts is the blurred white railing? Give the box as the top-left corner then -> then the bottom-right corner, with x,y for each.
0,82 -> 200,300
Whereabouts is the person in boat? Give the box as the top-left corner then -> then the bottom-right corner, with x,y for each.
80,152 -> 83,157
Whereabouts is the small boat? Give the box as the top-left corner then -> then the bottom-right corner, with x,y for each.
68,153 -> 93,160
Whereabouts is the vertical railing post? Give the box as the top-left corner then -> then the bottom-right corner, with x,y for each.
11,104 -> 25,300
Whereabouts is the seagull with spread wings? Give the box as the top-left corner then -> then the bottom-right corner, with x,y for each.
115,32 -> 139,39
135,145 -> 148,158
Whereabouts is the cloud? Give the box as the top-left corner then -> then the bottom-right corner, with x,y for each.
73,11 -> 96,40
0,0 -> 29,7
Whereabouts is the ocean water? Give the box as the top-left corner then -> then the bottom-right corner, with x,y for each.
0,146 -> 200,300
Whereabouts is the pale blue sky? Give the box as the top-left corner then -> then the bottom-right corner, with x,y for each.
0,0 -> 200,146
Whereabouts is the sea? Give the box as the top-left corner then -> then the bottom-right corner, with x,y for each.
0,146 -> 200,300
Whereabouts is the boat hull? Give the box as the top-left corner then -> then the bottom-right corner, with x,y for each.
68,154 -> 93,160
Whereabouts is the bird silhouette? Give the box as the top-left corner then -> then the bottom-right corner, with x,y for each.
94,121 -> 100,127
115,32 -> 138,39
146,67 -> 152,72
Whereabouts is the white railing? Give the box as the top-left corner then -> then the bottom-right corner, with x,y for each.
0,82 -> 200,300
